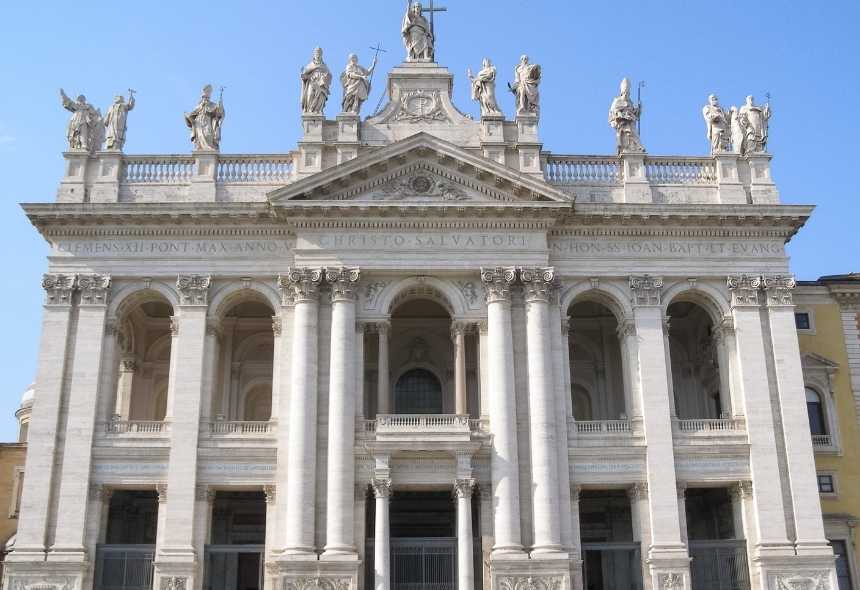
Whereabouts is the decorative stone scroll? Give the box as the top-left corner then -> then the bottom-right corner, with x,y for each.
78,273 -> 112,305
278,267 -> 324,305
42,273 -> 77,306
480,267 -> 517,303
176,274 -> 211,306
629,275 -> 663,306
326,267 -> 361,302
763,274 -> 796,307
727,274 -> 762,307
520,266 -> 555,303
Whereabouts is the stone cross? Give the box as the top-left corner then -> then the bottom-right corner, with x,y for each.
416,0 -> 447,37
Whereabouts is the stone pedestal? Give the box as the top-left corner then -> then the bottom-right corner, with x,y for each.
57,150 -> 92,203
91,150 -> 123,202
714,153 -> 748,204
299,114 -> 325,177
336,113 -> 360,164
481,114 -> 506,166
190,150 -> 218,201
746,153 -> 779,204
621,151 -> 651,203
515,114 -> 542,178
489,555 -> 571,590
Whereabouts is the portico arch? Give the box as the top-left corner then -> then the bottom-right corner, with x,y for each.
377,276 -> 467,317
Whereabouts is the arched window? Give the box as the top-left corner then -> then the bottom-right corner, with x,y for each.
572,385 -> 593,421
806,388 -> 827,436
244,385 -> 272,421
394,368 -> 443,414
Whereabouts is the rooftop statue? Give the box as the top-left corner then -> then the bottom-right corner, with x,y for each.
184,85 -> 224,151
402,2 -> 434,62
103,90 -> 136,151
341,53 -> 377,115
737,95 -> 771,154
702,94 -> 731,154
467,58 -> 502,117
59,89 -> 103,153
608,78 -> 644,153
301,47 -> 332,115
509,55 -> 541,116
729,106 -> 744,155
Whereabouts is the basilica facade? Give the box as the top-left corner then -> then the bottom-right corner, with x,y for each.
3,7 -> 839,590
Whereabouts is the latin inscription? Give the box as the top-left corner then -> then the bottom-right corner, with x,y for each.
550,237 -> 783,258
53,239 -> 294,258
301,232 -> 534,250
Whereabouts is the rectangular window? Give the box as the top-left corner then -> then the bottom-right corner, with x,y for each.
795,312 -> 811,330
817,474 -> 835,494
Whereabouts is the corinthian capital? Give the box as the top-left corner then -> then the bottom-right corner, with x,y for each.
41,273 -> 76,306
78,273 -> 112,306
453,478 -> 475,499
278,267 -> 323,305
520,267 -> 555,303
176,274 -> 211,306
762,274 -> 796,307
371,479 -> 392,499
727,274 -> 761,307
629,275 -> 663,307
326,267 -> 361,302
480,266 -> 517,304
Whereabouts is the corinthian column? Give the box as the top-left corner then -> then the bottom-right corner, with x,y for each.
479,267 -> 523,555
323,267 -> 361,558
372,478 -> 392,590
521,267 -> 563,554
454,478 -> 476,590
452,321 -> 468,415
279,268 -> 323,556
377,321 -> 391,414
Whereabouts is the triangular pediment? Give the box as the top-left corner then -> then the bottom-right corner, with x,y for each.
801,352 -> 839,372
267,132 -> 571,205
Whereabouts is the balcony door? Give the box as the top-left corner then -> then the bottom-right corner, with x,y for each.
394,368 -> 443,414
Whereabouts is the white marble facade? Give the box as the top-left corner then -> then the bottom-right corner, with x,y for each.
5,13 -> 837,590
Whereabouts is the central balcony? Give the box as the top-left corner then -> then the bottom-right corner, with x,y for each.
361,414 -> 486,443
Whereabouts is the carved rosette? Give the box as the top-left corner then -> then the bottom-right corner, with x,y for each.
520,266 -> 555,303
326,267 -> 361,302
176,274 -> 211,306
371,478 -> 392,499
481,267 -> 517,304
278,267 -> 323,305
498,575 -> 564,590
42,273 -> 76,306
763,274 -> 797,307
727,275 -> 762,307
78,273 -> 112,305
629,275 -> 664,307
453,478 -> 475,499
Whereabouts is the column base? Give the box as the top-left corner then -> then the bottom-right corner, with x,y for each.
754,552 -> 836,590
646,546 -> 692,590
489,553 -> 571,590
269,558 -> 361,590
320,546 -> 359,561
2,560 -> 87,590
153,546 -> 198,590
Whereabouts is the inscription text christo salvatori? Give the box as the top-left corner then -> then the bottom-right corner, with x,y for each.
550,238 -> 783,257
309,233 -> 531,249
54,239 -> 294,257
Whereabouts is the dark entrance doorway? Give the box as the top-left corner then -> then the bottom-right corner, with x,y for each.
94,490 -> 159,590
579,489 -> 643,590
204,491 -> 266,590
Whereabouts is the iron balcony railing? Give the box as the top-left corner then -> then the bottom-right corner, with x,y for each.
94,545 -> 155,590
689,539 -> 750,590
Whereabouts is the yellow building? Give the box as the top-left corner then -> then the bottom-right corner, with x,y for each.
796,274 -> 860,590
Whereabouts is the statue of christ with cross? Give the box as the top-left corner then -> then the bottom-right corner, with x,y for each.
401,1 -> 446,62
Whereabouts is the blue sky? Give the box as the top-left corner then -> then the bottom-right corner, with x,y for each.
0,1 -> 858,440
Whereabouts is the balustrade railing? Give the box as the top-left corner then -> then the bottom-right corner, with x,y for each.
574,419 -> 632,434
545,156 -> 622,185
645,156 -> 717,185
812,434 -> 834,447
376,414 -> 470,432
122,156 -> 195,183
104,420 -> 167,434
216,155 -> 294,183
676,418 -> 742,433
208,420 -> 272,435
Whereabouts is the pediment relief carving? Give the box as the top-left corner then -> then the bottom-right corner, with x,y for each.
338,163 -> 484,202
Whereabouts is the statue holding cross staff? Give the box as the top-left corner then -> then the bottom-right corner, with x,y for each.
401,2 -> 445,62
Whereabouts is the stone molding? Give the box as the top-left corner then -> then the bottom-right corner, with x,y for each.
77,273 -> 112,306
41,273 -> 77,306
629,274 -> 664,307
727,274 -> 762,307
176,274 -> 211,306
763,274 -> 797,307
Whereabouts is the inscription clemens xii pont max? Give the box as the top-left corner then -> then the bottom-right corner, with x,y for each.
52,234 -> 783,259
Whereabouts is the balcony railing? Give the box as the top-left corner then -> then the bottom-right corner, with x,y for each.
812,434 -> 834,447
544,155 -> 622,185
645,156 -> 717,185
104,420 -> 168,435
122,156 -> 195,183
208,420 -> 273,435
573,419 -> 632,434
376,414 -> 469,432
216,155 -> 294,183
676,418 -> 743,433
